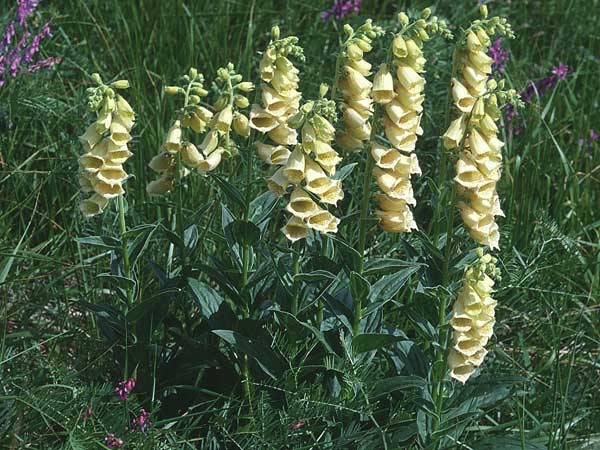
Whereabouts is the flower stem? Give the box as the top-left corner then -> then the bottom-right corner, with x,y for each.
290,242 -> 301,315
117,194 -> 132,379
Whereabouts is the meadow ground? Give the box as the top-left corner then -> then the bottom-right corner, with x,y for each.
0,0 -> 599,448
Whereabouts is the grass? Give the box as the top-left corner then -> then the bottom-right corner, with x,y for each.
1,0 -> 599,448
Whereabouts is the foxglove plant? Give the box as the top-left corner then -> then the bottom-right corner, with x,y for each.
0,0 -> 57,87
442,8 -> 518,249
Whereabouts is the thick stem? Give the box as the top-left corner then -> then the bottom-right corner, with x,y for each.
118,195 -> 133,379
290,243 -> 301,315
353,147 -> 375,335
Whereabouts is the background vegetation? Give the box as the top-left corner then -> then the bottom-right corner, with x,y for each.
1,0 -> 598,448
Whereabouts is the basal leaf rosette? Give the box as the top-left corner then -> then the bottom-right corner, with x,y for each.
448,249 -> 501,383
78,74 -> 135,217
443,9 -> 516,249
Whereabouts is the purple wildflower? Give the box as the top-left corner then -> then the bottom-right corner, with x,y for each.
578,128 -> 599,148
0,0 -> 55,87
551,63 -> 569,81
115,378 -> 136,401
321,0 -> 361,21
132,408 -> 150,433
504,63 -> 571,137
0,22 -> 16,52
489,38 -> 509,73
104,433 -> 124,449
82,406 -> 93,424
17,0 -> 40,26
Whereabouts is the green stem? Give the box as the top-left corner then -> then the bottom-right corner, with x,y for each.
117,195 -> 132,379
290,243 -> 301,315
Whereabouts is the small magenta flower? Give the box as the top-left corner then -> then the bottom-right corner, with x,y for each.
132,408 -> 151,433
551,63 -> 569,81
104,433 -> 123,449
82,406 -> 92,424
289,420 -> 306,430
489,38 -> 509,72
115,378 -> 136,401
321,0 -> 360,21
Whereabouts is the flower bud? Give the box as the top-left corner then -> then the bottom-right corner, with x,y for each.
233,113 -> 250,137
92,73 -> 103,84
421,7 -> 432,19
188,67 -> 198,79
234,95 -> 250,109
479,4 -> 488,18
236,81 -> 254,92
111,80 -> 130,90
271,25 -> 280,40
398,12 -> 409,26
165,86 -> 182,95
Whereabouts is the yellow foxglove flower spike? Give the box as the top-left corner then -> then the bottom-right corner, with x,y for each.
372,9 -> 451,233
335,20 -> 384,152
448,251 -> 500,383
78,75 -> 135,217
442,10 -> 515,250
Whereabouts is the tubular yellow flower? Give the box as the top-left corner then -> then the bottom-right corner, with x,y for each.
448,251 -> 499,383
442,13 -> 514,249
78,76 -> 135,217
373,14 -> 443,234
335,20 -> 384,152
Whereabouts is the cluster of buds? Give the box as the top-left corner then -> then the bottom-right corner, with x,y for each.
373,9 -> 451,233
273,92 -> 343,241
147,66 -> 254,195
335,20 -> 384,151
78,74 -> 134,217
443,8 -> 515,249
250,25 -> 303,164
147,68 -> 211,195
448,249 -> 501,383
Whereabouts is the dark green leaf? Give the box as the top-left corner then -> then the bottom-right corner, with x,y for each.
188,278 -> 223,319
352,333 -> 407,354
127,223 -> 159,269
75,235 -> 120,250
210,173 -> 245,209
369,264 -> 420,301
330,236 -> 361,272
372,375 -> 427,397
230,220 -> 261,247
363,258 -> 423,277
212,330 -> 285,379
294,270 -> 337,283
250,191 -> 279,225
349,271 -> 370,301
331,163 -> 357,181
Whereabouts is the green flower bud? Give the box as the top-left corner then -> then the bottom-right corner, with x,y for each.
231,74 -> 243,83
343,24 -> 354,36
188,67 -> 198,79
415,19 -> 427,28
421,8 -> 432,19
271,25 -> 280,40
286,111 -> 305,129
213,96 -> 228,111
319,83 -> 329,98
91,73 -> 102,84
234,95 -> 249,109
487,79 -> 498,90
398,12 -> 409,26
418,29 -> 430,41
165,86 -> 182,95
236,82 -> 254,92
111,79 -> 130,90
189,95 -> 201,104
217,67 -> 229,81
480,4 -> 488,18
191,87 -> 209,96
